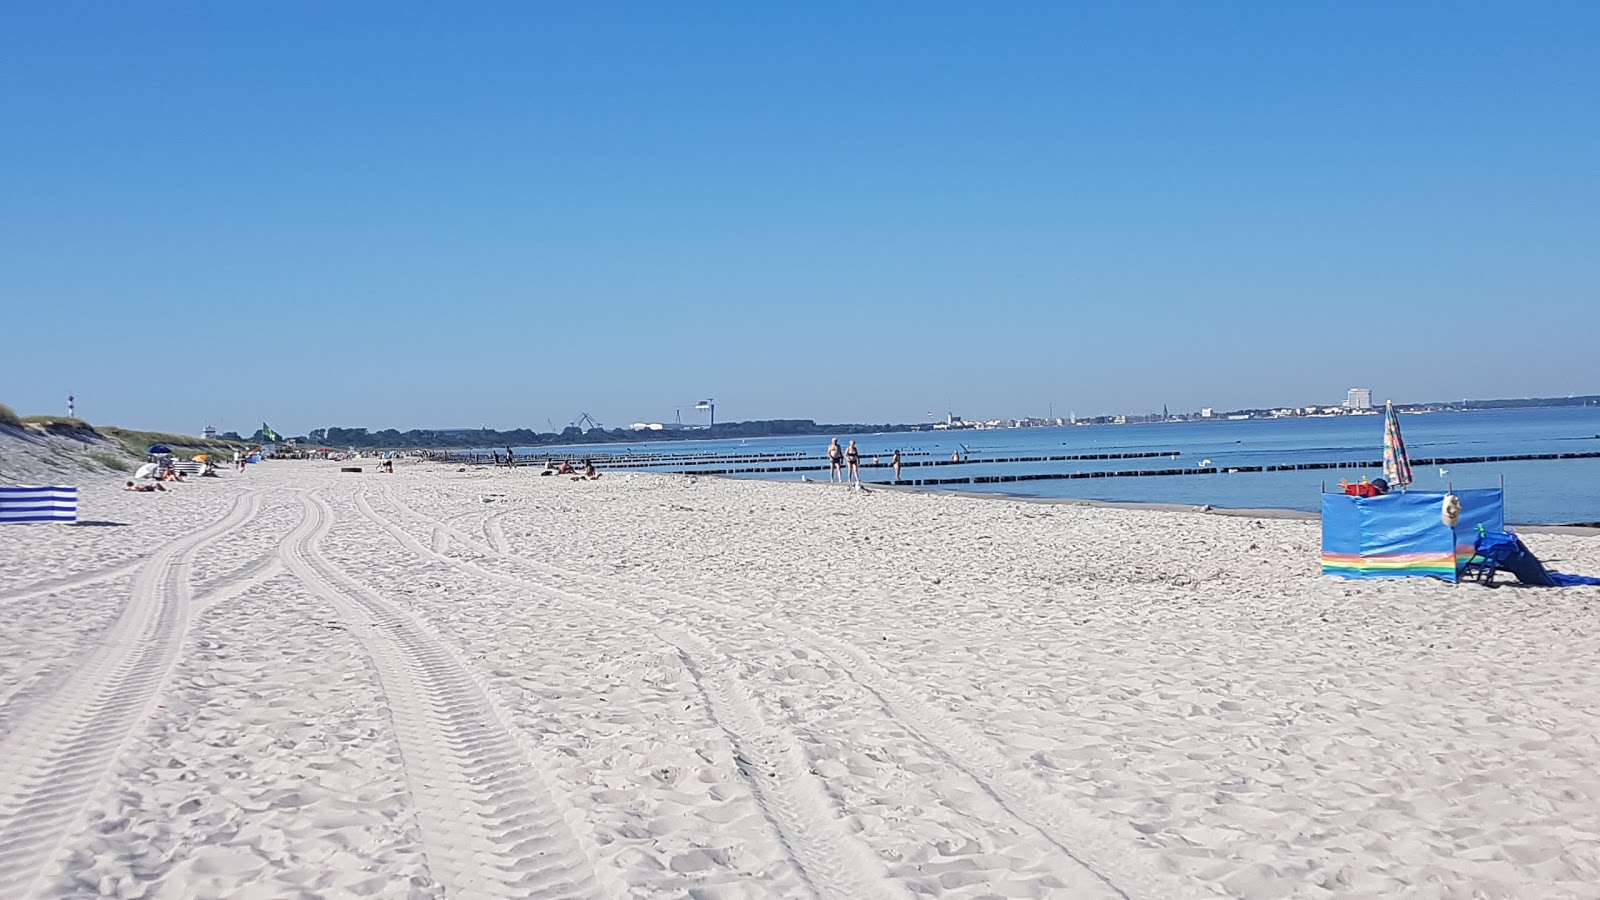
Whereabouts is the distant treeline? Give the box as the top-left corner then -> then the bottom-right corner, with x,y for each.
1416,394 -> 1600,411
237,419 -> 931,449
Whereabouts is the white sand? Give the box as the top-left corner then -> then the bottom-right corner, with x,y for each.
2,460 -> 1598,899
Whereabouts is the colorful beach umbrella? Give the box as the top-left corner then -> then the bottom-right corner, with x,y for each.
1382,400 -> 1413,491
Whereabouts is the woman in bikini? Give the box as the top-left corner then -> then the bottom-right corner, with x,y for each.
845,440 -> 861,485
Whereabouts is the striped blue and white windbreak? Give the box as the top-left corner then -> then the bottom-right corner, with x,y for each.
0,486 -> 78,523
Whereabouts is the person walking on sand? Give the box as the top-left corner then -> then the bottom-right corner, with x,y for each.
845,440 -> 861,485
892,449 -> 902,482
827,438 -> 844,483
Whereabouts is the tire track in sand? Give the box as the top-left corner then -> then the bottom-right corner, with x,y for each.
190,553 -> 286,616
0,559 -> 141,608
281,490 -> 618,900
483,508 -> 512,553
353,487 -> 905,900
376,483 -> 1213,900
0,490 -> 263,899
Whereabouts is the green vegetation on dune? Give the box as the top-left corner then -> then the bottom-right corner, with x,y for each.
86,451 -> 134,472
19,415 -> 93,428
98,426 -> 245,460
1,402 -> 246,462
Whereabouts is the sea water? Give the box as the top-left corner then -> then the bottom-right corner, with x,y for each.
529,407 -> 1600,525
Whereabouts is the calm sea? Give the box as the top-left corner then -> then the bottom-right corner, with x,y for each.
527,407 -> 1600,525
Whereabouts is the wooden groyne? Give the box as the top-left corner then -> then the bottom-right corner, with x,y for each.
896,451 -> 1600,487
460,449 -> 1188,474
452,448 -> 1600,481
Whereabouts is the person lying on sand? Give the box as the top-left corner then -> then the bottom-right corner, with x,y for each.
125,481 -> 166,492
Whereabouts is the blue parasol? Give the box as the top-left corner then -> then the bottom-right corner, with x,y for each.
146,444 -> 172,455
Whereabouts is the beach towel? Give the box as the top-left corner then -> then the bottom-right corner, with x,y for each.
0,486 -> 78,523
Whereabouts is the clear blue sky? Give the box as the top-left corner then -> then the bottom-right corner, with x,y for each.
3,3 -> 1596,435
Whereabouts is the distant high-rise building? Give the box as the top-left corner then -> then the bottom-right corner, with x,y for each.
1201,408 -> 1214,418
1345,387 -> 1373,410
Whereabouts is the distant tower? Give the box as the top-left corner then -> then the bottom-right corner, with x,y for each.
67,395 -> 75,418
696,399 -> 715,426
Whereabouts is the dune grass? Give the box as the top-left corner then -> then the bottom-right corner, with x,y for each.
87,451 -> 134,472
19,415 -> 93,428
2,404 -> 246,461
98,426 -> 245,459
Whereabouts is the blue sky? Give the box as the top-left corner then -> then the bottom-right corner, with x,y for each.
3,3 -> 1596,435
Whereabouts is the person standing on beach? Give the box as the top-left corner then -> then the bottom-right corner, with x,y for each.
892,449 -> 902,482
845,440 -> 861,485
827,438 -> 844,482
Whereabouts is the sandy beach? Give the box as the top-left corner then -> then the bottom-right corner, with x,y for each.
2,460 -> 1599,899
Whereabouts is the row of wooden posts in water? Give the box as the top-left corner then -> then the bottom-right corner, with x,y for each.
912,450 -> 1600,487
459,449 -> 1184,472
455,447 -> 1600,483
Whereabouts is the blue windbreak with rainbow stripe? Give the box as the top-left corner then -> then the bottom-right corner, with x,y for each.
1321,489 -> 1504,583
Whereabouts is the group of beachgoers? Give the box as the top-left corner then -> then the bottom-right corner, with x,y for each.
538,458 -> 599,480
827,439 -> 904,485
121,446 -> 277,494
124,453 -> 226,492
472,448 -> 600,480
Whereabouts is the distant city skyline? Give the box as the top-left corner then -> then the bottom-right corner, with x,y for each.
3,4 -> 1597,435
143,389 -> 1600,443
11,383 -> 1600,439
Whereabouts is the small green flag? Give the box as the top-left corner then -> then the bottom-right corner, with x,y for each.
263,422 -> 279,442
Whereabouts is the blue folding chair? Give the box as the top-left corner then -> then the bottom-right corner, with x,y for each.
1457,527 -> 1600,587
1458,528 -> 1521,587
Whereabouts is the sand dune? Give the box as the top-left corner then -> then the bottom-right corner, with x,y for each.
1,461 -> 1597,898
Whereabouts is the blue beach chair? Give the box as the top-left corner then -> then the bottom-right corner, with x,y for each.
1458,529 -> 1522,587
1459,526 -> 1600,587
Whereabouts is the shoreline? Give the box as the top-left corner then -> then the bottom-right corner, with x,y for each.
763,476 -> 1600,536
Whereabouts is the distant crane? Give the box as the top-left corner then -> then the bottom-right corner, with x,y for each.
695,399 -> 715,427
572,412 -> 604,432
